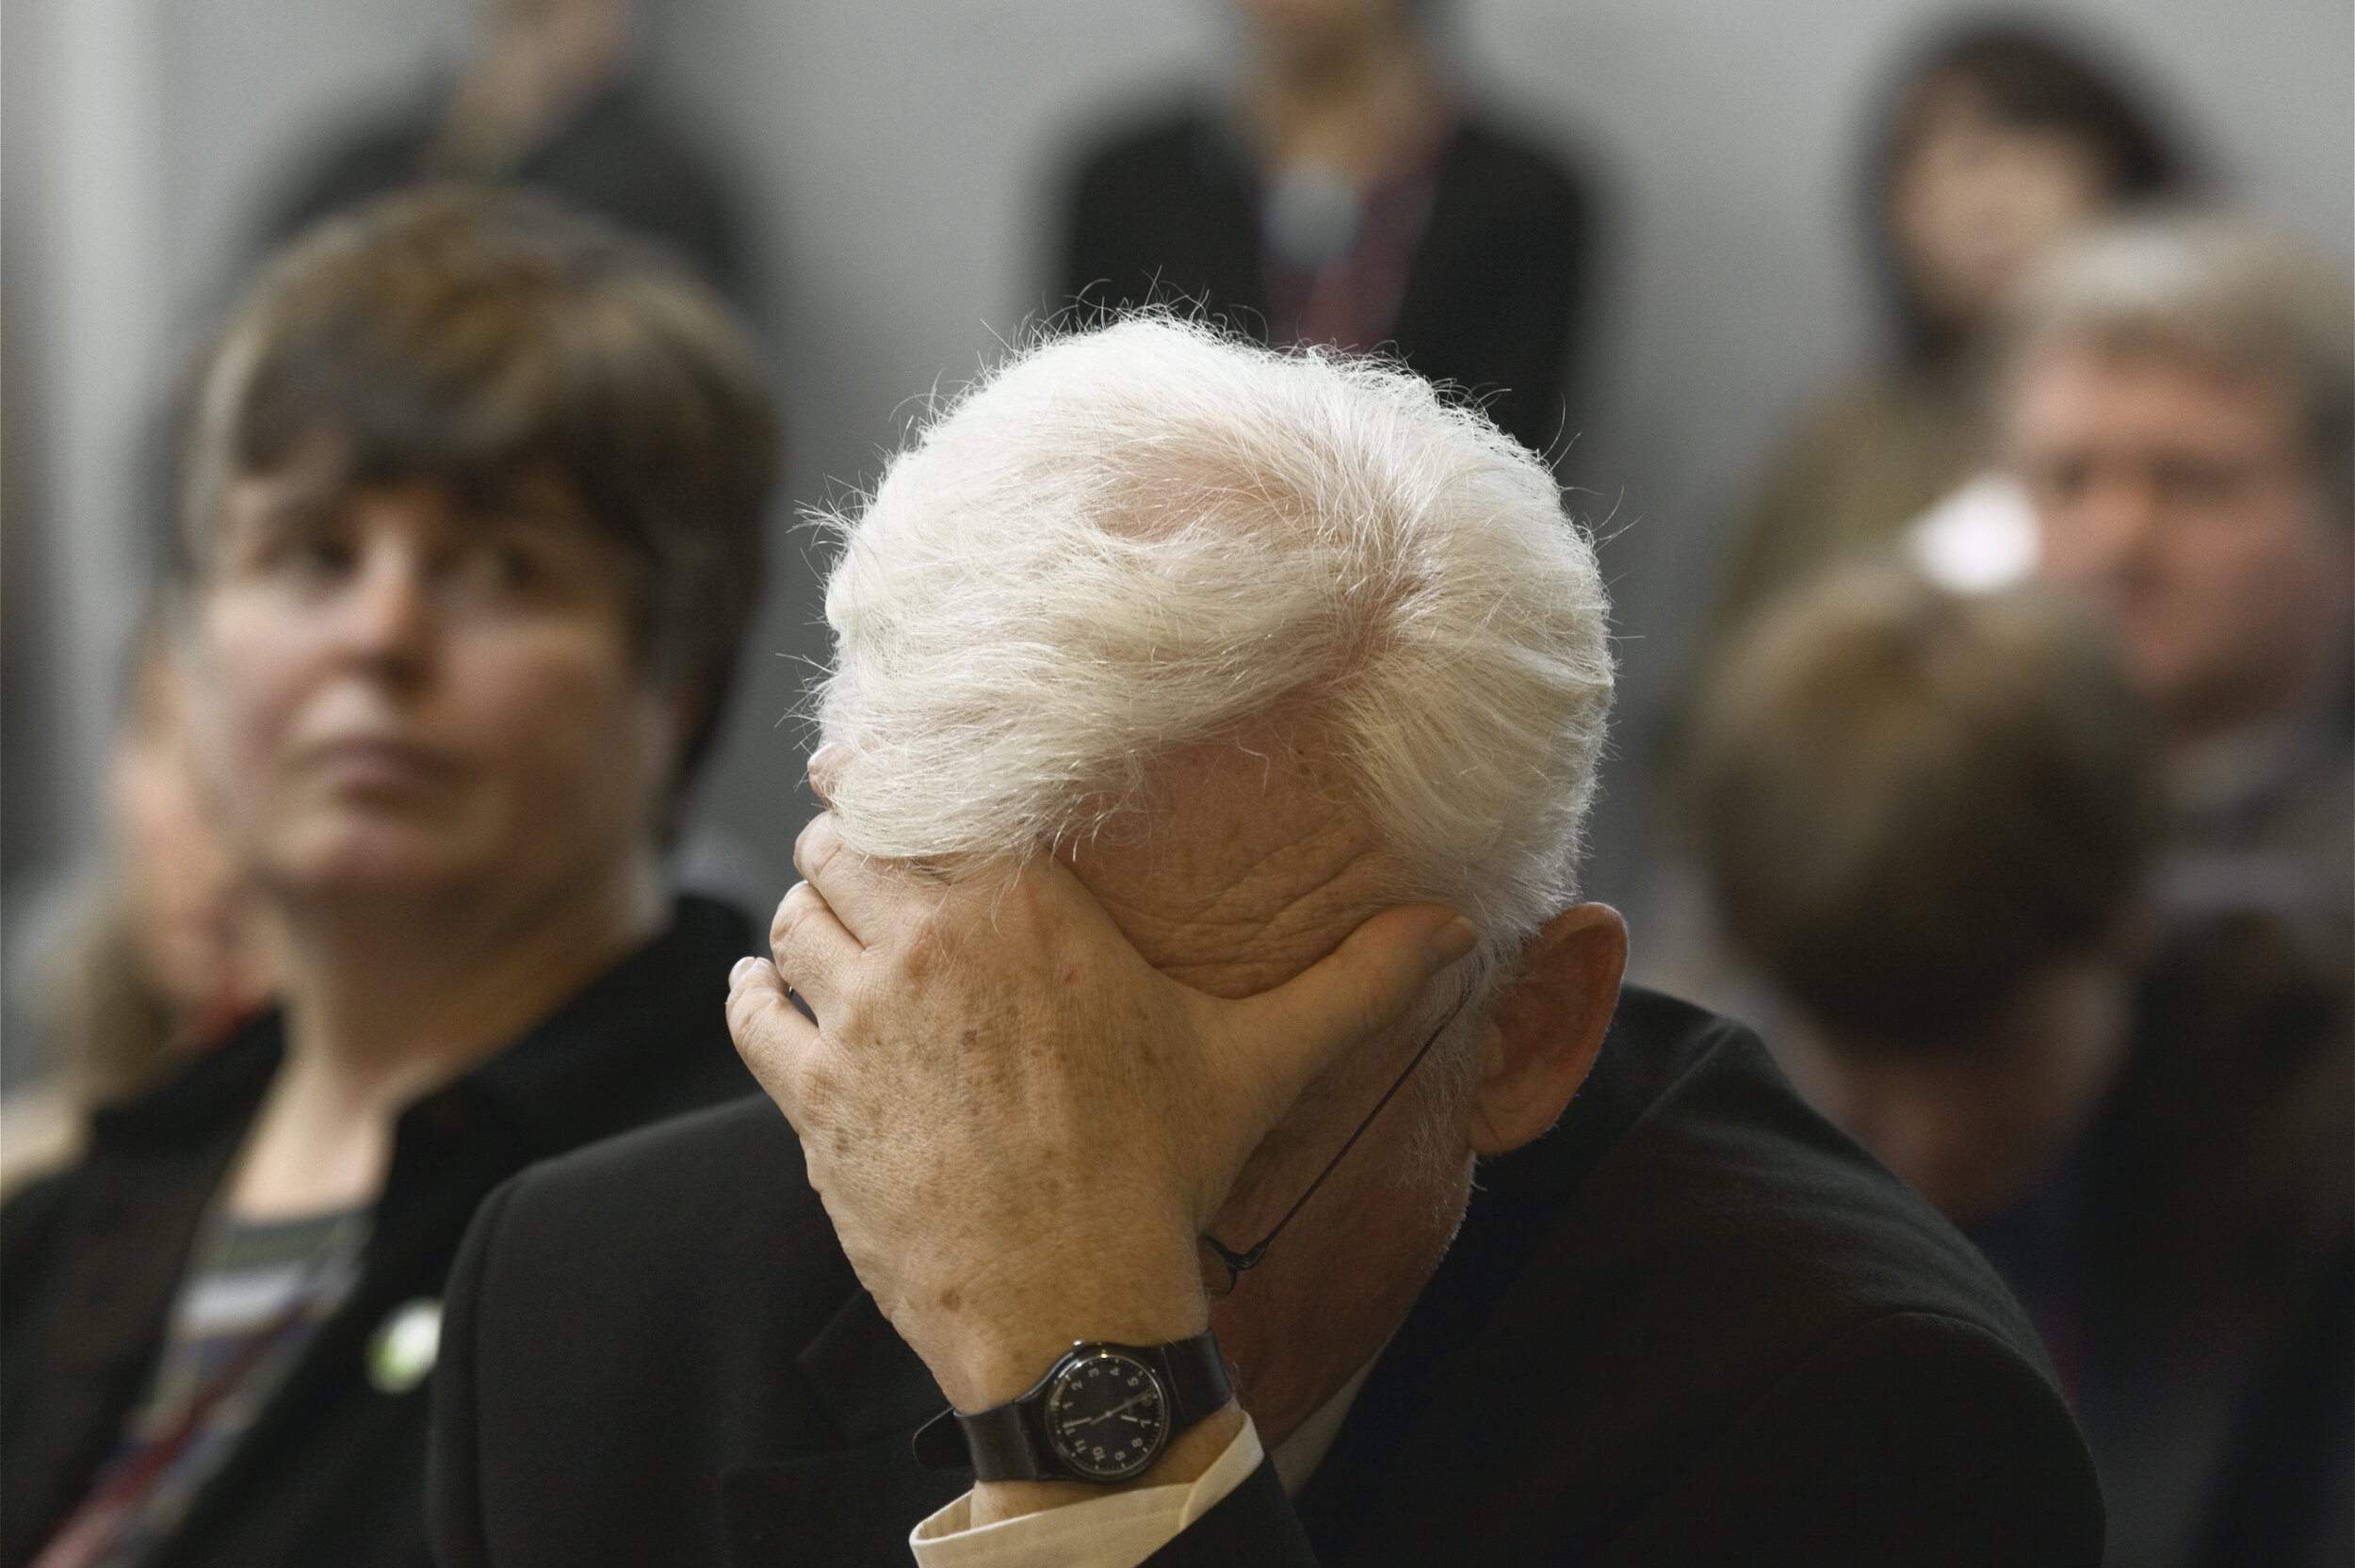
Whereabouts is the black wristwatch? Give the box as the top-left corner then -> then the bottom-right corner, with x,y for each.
912,1331 -> 1232,1483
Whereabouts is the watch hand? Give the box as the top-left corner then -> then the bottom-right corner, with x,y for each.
1069,1391 -> 1156,1429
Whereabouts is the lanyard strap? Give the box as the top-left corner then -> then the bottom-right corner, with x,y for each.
1199,995 -> 1467,1297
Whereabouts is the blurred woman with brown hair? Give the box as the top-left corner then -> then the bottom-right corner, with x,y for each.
1,186 -> 777,1568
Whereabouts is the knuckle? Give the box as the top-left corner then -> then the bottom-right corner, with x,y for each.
796,814 -> 844,881
771,881 -> 820,950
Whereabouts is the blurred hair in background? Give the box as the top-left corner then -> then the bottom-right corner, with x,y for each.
1874,23 -> 2185,361
1057,0 -> 1598,456
1684,561 -> 2160,1226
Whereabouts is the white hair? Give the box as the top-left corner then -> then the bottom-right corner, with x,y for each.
814,317 -> 1614,989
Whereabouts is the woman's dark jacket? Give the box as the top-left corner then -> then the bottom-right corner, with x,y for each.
1059,110 -> 1597,457
0,896 -> 758,1568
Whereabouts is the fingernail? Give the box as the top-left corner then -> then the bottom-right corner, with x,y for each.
730,956 -> 765,988
1425,915 -> 1478,975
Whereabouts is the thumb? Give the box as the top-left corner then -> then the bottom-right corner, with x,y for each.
1226,904 -> 1478,1111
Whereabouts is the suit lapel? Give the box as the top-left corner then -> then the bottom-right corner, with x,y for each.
0,1028 -> 274,1566
4,1132 -> 238,1562
720,1289 -> 965,1567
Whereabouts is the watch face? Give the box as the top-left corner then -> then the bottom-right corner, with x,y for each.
1042,1350 -> 1169,1481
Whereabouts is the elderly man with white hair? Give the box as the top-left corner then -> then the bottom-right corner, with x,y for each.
428,320 -> 2102,1567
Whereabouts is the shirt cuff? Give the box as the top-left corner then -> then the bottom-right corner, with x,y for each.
908,1414 -> 1265,1568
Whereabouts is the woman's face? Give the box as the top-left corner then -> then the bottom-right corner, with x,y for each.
190,445 -> 678,915
1231,0 -> 1410,60
1889,85 -> 2110,336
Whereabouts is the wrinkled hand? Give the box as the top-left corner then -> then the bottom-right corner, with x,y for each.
727,811 -> 1471,1412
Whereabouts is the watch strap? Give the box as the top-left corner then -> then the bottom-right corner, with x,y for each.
933,1382 -> 1052,1481
1153,1330 -> 1233,1431
912,1330 -> 1232,1482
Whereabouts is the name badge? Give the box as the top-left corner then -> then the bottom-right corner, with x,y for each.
367,1297 -> 442,1394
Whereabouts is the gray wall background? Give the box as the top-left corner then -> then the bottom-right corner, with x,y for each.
5,0 -> 2349,1083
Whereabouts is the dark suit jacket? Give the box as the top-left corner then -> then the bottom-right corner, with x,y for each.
263,76 -> 748,304
429,987 -> 2103,1567
1061,112 -> 1594,457
0,897 -> 758,1568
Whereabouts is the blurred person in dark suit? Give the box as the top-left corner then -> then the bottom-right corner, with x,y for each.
1057,0 -> 1594,457
1687,558 -> 2349,1568
1706,23 -> 2185,642
2002,209 -> 2352,1568
0,188 -> 775,1568
260,0 -> 747,304
2006,212 -> 2352,943
2083,910 -> 2349,1568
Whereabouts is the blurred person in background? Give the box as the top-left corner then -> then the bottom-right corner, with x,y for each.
1683,563 -> 2160,1317
0,624 -> 275,1197
2001,208 -> 2352,1568
1057,0 -> 1595,456
0,187 -> 775,1568
1687,559 -> 2349,1567
259,0 -> 748,304
1705,22 -> 2185,640
2005,211 -> 2353,941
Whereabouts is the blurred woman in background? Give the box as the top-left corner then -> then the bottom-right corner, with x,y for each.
1,626 -> 275,1196
1704,22 -> 2185,641
1058,0 -> 1596,456
1,186 -> 775,1568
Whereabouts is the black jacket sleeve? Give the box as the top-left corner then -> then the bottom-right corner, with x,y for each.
0,1168 -> 76,1324
424,1175 -> 516,1568
1145,1309 -> 2100,1567
1142,1457 -> 1314,1566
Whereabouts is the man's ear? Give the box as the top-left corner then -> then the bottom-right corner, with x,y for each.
1467,903 -> 1628,1156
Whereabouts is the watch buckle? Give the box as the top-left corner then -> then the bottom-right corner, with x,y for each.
911,1406 -> 971,1471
